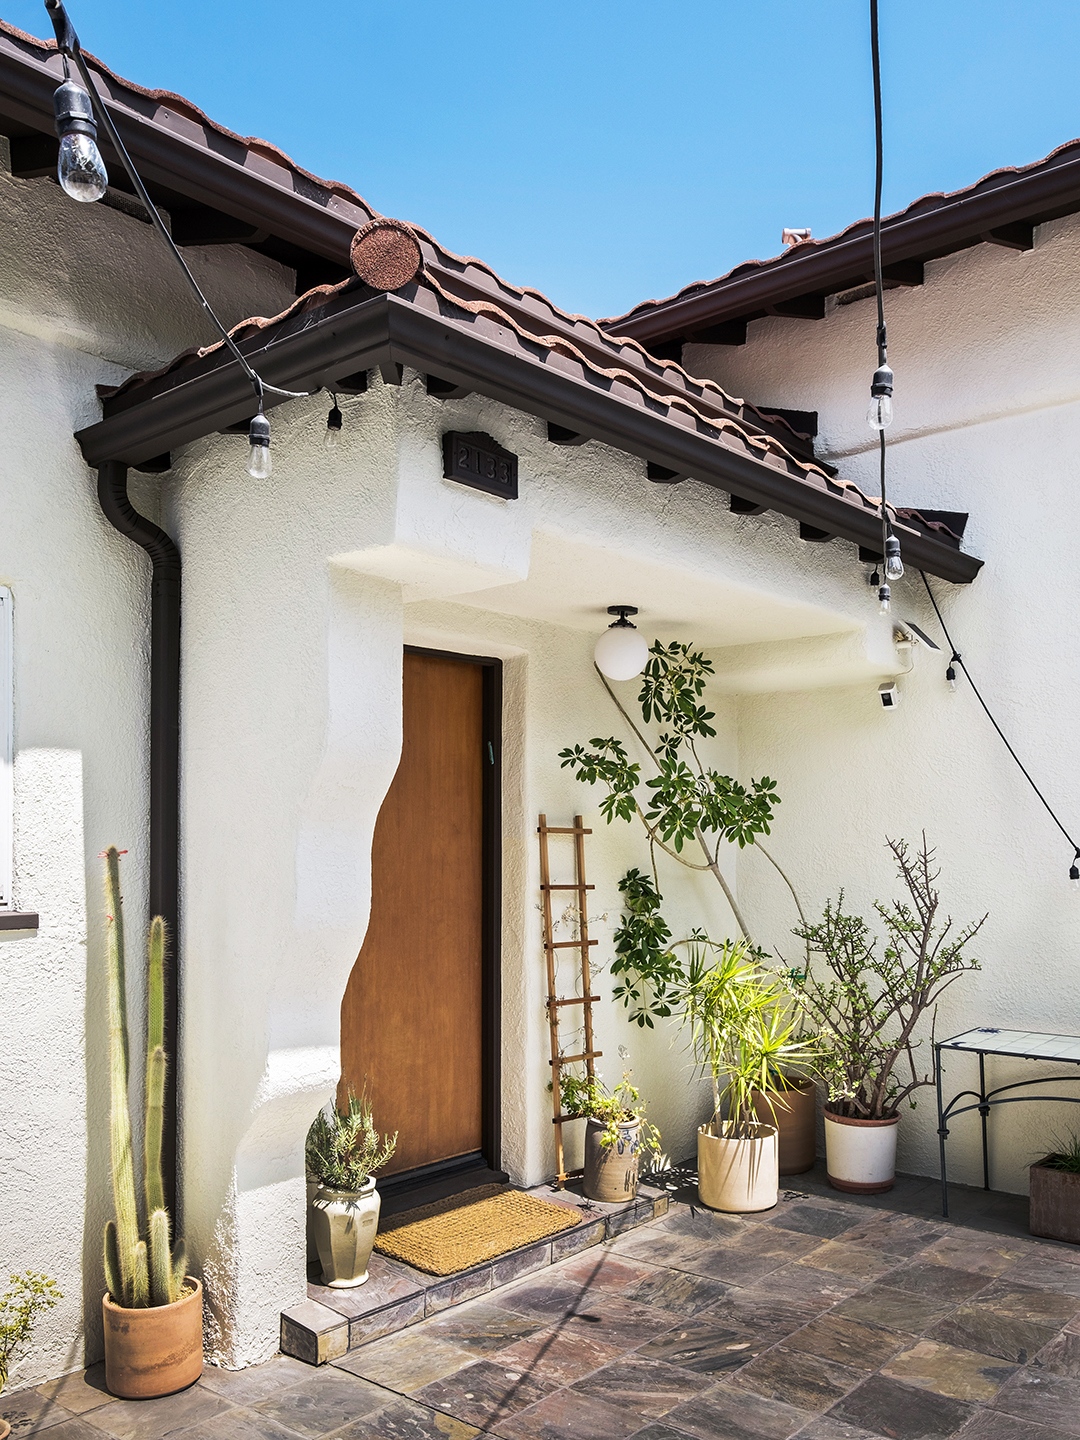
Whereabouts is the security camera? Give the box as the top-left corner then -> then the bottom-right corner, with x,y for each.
878,682 -> 900,709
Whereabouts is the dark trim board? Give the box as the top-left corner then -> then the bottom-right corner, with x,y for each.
403,645 -> 503,1187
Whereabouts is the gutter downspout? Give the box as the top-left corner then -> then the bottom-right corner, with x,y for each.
97,460 -> 180,1222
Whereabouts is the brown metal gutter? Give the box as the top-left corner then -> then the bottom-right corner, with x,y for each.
75,293 -> 981,585
607,149 -> 1080,344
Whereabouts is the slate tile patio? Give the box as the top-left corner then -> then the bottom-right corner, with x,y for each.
6,1178 -> 1080,1440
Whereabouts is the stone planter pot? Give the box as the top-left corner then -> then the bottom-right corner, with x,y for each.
583,1116 -> 640,1202
311,1180 -> 381,1287
1029,1157 -> 1080,1244
102,1277 -> 203,1399
306,1178 -> 320,1265
824,1109 -> 899,1193
752,1079 -> 817,1175
698,1121 -> 778,1213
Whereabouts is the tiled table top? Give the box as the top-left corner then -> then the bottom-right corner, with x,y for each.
6,1181 -> 1080,1440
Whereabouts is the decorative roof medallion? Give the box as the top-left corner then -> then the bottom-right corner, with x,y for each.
349,219 -> 422,291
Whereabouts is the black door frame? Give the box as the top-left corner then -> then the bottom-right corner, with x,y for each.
377,645 -> 503,1199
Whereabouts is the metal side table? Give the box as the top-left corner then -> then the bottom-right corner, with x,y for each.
936,1027 -> 1080,1216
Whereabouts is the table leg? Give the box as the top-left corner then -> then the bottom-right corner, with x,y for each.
936,1042 -> 949,1218
979,1052 -> 990,1191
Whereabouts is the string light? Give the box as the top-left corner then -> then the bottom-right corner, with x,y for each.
325,398 -> 343,451
53,77 -> 107,202
247,412 -> 272,479
945,654 -> 959,693
1071,851 -> 1080,892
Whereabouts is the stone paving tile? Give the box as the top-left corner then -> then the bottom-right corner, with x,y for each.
702,1289 -> 828,1345
419,1301 -> 548,1354
729,1347 -> 865,1414
635,1319 -> 770,1376
484,1278 -> 582,1323
413,1358 -> 558,1429
926,1299 -> 1061,1365
880,1339 -> 1019,1403
765,1205 -> 860,1242
796,1242 -> 902,1284
974,1279 -> 1080,1327
989,1369 -> 1080,1433
623,1266 -> 731,1316
885,1263 -> 992,1304
333,1328 -> 475,1392
662,1382 -> 815,1439
609,1228 -> 703,1267
1031,1327 -> 1080,1377
1000,1255 -> 1080,1300
829,1213 -> 945,1258
308,1253 -> 426,1317
487,1319 -> 626,1385
829,1283 -> 960,1335
653,1209 -> 745,1245
746,1263 -> 861,1308
918,1233 -> 1032,1276
35,1366 -> 112,1416
549,1216 -> 606,1262
781,1313 -> 906,1371
550,1295 -> 682,1352
249,1370 -> 388,1437
497,1387 -> 643,1439
84,1387 -> 233,1440
956,1409 -> 1079,1438
7,1422 -> 103,1440
2,1388 -> 78,1435
674,1227 -> 821,1286
335,1395 -> 485,1438
826,1373 -> 975,1439
551,1250 -> 660,1295
569,1356 -> 713,1419
789,1418 -> 881,1440
179,1407 -> 304,1440
198,1356 -> 315,1405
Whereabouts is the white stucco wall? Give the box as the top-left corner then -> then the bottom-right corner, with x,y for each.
684,210 -> 1080,1196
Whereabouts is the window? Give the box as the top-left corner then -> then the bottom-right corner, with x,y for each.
0,588 -> 12,908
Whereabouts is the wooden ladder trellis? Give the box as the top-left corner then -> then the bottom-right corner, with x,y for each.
538,813 -> 602,1187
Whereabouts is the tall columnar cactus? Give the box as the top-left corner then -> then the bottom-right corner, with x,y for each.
102,848 -> 187,1308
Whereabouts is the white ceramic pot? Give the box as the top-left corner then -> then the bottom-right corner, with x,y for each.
824,1109 -> 899,1194
306,1178 -> 320,1265
583,1115 -> 641,1202
311,1180 -> 381,1287
697,1121 -> 778,1213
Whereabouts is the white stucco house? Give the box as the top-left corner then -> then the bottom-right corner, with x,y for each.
2,15 -> 1079,1383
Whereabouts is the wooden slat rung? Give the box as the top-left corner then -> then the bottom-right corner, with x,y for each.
544,939 -> 598,950
552,1113 -> 586,1125
540,883 -> 595,891
537,826 -> 593,835
548,994 -> 600,1008
550,1051 -> 603,1066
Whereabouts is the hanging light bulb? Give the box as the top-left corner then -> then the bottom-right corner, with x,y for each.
1070,851 -> 1079,891
946,656 -> 958,694
866,364 -> 894,431
594,606 -> 648,680
878,583 -> 891,614
325,400 -> 343,451
247,412 -> 272,479
884,533 -> 904,581
53,79 -> 108,203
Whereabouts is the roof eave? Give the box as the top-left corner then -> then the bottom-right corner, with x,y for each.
74,293 -> 982,586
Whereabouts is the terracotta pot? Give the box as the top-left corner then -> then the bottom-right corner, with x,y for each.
1029,1157 -> 1080,1244
583,1116 -> 640,1202
698,1121 -> 778,1213
824,1109 -> 898,1193
752,1079 -> 817,1175
311,1181 -> 381,1287
1,1418 -> 11,1440
102,1277 -> 203,1399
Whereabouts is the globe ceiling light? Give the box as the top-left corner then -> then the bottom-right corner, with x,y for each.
594,606 -> 648,681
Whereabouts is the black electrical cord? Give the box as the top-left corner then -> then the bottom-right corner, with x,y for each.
44,0 -> 313,410
921,570 -> 1080,862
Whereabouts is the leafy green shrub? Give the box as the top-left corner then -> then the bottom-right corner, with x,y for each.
558,1071 -> 662,1158
306,1088 -> 397,1191
0,1271 -> 61,1394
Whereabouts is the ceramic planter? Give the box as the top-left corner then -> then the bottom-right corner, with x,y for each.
306,1177 -> 320,1265
824,1108 -> 898,1193
583,1116 -> 640,1202
752,1079 -> 817,1175
697,1121 -> 778,1213
311,1180 -> 381,1287
102,1277 -> 203,1398
1029,1157 -> 1080,1243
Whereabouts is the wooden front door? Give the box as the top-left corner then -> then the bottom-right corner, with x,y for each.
339,649 -> 497,1179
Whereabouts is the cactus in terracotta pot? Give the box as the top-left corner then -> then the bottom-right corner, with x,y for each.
102,847 -> 186,1308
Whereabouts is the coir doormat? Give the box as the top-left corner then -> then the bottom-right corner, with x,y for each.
373,1183 -> 581,1276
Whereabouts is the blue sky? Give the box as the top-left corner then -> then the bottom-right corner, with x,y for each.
7,1 -> 1080,319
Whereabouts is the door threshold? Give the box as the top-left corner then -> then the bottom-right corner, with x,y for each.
378,1159 -> 509,1220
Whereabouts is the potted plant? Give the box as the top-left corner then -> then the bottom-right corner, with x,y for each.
1030,1133 -> 1080,1244
0,1271 -> 62,1436
100,848 -> 201,1399
683,938 -> 821,1212
791,837 -> 984,1194
306,1089 -> 397,1287
751,1068 -> 818,1176
559,1070 -> 661,1202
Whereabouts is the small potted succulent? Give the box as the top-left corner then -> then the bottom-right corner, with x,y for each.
306,1090 -> 397,1287
1030,1134 -> 1080,1244
100,849 -> 201,1399
0,1271 -> 62,1436
560,1070 -> 661,1203
791,837 -> 984,1194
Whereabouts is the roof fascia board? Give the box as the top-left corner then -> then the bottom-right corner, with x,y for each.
610,156 -> 1080,342
75,294 -> 981,584
0,34 -> 367,263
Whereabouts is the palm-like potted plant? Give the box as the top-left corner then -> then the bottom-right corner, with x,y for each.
100,849 -> 200,1399
684,940 -> 821,1212
306,1090 -> 397,1287
559,1070 -> 662,1203
791,837 -> 984,1193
